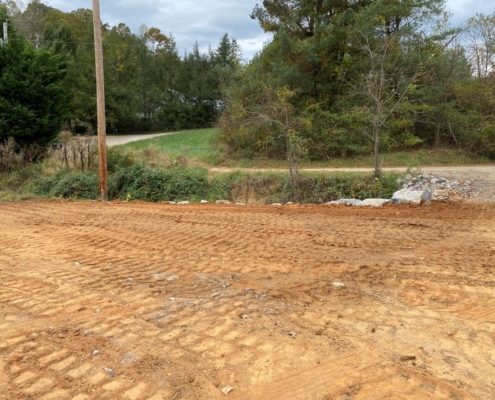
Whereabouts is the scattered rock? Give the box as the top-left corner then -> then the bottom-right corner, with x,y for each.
236,202 -> 246,206
121,353 -> 138,364
271,203 -> 283,207
167,201 -> 177,205
103,367 -> 115,378
177,201 -> 190,205
327,199 -> 363,206
239,313 -> 249,320
74,262 -> 82,267
200,200 -> 209,204
92,349 -> 100,357
392,189 -> 432,205
287,331 -> 297,339
358,199 -> 391,207
399,174 -> 474,201
332,281 -> 345,289
221,386 -> 234,396
286,202 -> 294,205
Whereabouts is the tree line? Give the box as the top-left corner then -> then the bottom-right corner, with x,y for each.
219,0 -> 495,172
1,0 -> 240,144
1,0 -> 494,173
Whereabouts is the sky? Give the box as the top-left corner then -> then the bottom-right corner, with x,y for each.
39,0 -> 495,59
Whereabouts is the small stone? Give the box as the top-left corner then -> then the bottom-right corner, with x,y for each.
221,386 -> 234,395
271,203 -> 283,207
103,367 -> 115,378
177,201 -> 190,205
286,202 -> 294,205
287,331 -> 297,339
121,353 -> 137,364
371,327 -> 376,333
332,281 -> 345,289
200,200 -> 209,204
92,349 -> 100,357
239,313 -> 249,320
74,262 -> 82,267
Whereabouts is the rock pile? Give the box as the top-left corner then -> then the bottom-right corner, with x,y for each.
398,174 -> 473,202
326,173 -> 473,207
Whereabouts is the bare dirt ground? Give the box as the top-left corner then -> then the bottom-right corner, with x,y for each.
0,201 -> 494,400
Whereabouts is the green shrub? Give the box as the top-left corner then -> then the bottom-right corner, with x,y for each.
211,172 -> 283,203
34,172 -> 99,199
281,173 -> 400,203
109,165 -> 210,201
107,147 -> 137,172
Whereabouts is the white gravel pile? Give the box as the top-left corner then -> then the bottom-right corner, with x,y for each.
399,174 -> 474,201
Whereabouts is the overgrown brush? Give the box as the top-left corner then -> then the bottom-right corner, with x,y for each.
4,158 -> 401,203
108,165 -> 210,202
34,172 -> 99,199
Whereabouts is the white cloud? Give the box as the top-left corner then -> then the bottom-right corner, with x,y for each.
446,0 -> 494,25
42,0 -> 270,58
40,0 -> 493,58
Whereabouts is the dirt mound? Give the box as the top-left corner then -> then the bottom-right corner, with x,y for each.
0,201 -> 494,399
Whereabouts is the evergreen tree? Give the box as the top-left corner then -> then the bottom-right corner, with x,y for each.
0,8 -> 68,147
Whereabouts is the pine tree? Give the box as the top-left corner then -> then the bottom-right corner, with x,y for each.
0,8 -> 68,147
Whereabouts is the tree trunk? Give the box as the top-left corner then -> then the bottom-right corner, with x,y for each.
435,121 -> 441,148
373,121 -> 381,178
285,129 -> 298,201
63,145 -> 69,169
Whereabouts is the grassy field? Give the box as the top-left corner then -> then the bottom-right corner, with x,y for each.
121,128 -> 220,164
119,128 -> 493,169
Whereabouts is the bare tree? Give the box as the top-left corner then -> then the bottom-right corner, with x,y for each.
464,13 -> 495,78
355,34 -> 419,177
248,87 -> 307,199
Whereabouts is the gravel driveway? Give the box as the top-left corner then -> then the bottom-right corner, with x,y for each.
106,132 -> 177,147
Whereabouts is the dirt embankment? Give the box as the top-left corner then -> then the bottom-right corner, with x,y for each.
211,165 -> 495,202
0,202 -> 494,399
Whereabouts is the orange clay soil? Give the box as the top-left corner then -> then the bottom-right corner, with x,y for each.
0,201 -> 494,400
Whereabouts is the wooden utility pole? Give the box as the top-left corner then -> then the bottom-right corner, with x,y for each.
92,0 -> 108,200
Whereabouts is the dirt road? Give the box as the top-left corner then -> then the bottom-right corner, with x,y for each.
106,132 -> 176,147
0,202 -> 494,399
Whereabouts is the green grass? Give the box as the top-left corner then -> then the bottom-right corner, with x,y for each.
120,128 -> 492,169
120,128 -> 220,165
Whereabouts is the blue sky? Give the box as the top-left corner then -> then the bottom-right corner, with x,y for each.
41,0 -> 495,59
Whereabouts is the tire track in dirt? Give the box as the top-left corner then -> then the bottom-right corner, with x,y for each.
0,201 -> 494,399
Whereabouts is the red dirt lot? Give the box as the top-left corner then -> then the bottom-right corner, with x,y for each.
0,201 -> 494,400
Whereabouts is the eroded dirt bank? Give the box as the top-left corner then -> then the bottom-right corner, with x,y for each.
0,202 -> 494,399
